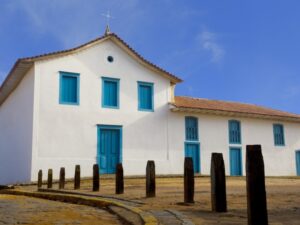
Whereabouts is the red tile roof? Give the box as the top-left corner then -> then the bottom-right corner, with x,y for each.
17,33 -> 182,83
0,33 -> 182,106
172,96 -> 300,121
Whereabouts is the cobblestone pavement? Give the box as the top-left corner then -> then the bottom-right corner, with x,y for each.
150,209 -> 194,225
0,194 -> 122,225
20,176 -> 300,224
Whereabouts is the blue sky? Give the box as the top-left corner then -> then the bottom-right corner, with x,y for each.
0,0 -> 299,114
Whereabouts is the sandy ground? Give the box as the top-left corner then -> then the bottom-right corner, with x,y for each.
0,194 -> 122,225
18,176 -> 300,224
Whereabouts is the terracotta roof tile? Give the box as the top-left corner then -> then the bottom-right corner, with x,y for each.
0,33 -> 182,106
173,96 -> 300,120
17,33 -> 182,83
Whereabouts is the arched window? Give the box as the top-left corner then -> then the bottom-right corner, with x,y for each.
229,120 -> 241,144
185,117 -> 198,141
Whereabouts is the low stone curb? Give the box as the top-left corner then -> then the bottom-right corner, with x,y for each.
0,189 -> 158,225
12,174 -> 210,187
11,175 -> 300,187
166,209 -> 194,225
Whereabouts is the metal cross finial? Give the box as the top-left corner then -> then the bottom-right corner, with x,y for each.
101,10 -> 114,27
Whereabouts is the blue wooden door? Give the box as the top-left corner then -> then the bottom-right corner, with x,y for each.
98,127 -> 121,174
185,143 -> 200,173
230,147 -> 242,176
296,151 -> 300,176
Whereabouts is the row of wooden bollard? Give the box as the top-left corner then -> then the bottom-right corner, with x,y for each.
38,165 -> 98,191
183,145 -> 268,225
184,153 -> 227,209
38,165 -> 81,189
37,162 -> 152,196
37,145 -> 267,225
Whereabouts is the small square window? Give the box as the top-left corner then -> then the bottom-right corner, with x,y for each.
185,117 -> 198,141
273,124 -> 285,146
229,120 -> 241,144
138,81 -> 154,111
102,77 -> 120,108
59,72 -> 79,105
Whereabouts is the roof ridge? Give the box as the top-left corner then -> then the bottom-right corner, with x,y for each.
175,95 -> 300,116
16,33 -> 182,83
176,95 -> 261,106
111,34 -> 182,82
20,33 -> 109,61
0,32 -> 182,106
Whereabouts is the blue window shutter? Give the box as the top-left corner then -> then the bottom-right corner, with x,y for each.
138,82 -> 154,111
140,85 -> 151,109
229,120 -> 241,144
185,117 -> 198,141
229,147 -> 242,176
59,72 -> 79,105
273,124 -> 285,146
102,77 -> 119,108
296,151 -> 300,176
184,142 -> 200,173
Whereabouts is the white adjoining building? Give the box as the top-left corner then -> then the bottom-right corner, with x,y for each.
1,29 -> 300,185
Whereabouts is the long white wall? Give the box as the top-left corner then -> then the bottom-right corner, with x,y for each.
0,67 -> 35,185
168,112 -> 300,176
29,39 -> 300,181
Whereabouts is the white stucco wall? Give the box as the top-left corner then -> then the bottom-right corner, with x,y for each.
31,39 -> 173,180
168,112 -> 300,176
26,38 -> 300,181
0,67 -> 35,185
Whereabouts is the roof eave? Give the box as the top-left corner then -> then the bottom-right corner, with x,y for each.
109,34 -> 182,84
169,104 -> 300,123
0,60 -> 34,106
0,33 -> 183,107
19,33 -> 182,84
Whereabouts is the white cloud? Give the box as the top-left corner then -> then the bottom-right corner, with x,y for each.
197,30 -> 225,63
187,85 -> 196,96
5,0 -> 141,48
6,0 -> 98,47
283,86 -> 300,98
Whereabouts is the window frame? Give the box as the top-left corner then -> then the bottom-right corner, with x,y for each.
59,71 -> 80,105
185,116 -> 199,141
101,77 -> 120,109
229,146 -> 243,176
273,123 -> 285,146
228,120 -> 242,144
137,81 -> 154,112
296,150 -> 300,176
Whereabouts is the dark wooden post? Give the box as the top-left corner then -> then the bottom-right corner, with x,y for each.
211,153 -> 227,212
93,164 -> 100,191
246,145 -> 268,225
74,165 -> 80,190
37,170 -> 42,189
115,163 -> 124,194
47,169 -> 53,189
59,167 -> 65,189
184,157 -> 194,203
146,160 -> 156,197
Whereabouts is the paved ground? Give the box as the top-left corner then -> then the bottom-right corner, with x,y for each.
15,176 -> 300,224
0,194 -> 122,225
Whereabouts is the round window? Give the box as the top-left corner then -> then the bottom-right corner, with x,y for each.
107,56 -> 114,63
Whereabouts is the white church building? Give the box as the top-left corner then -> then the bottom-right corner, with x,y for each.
1,30 -> 300,185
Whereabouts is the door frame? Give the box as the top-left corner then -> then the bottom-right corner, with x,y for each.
97,124 -> 123,174
184,142 -> 201,173
296,150 -> 300,176
229,147 -> 242,176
